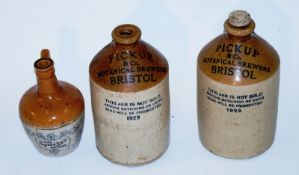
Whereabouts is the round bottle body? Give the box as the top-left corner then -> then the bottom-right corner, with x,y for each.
89,25 -> 170,165
19,56 -> 85,156
197,32 -> 280,158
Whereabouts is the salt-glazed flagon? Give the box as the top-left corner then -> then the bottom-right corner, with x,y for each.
19,49 -> 84,156
197,10 -> 280,159
89,24 -> 170,165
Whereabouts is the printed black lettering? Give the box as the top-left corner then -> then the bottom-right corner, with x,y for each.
215,43 -> 260,58
227,67 -> 234,75
217,67 -> 223,74
235,44 -> 242,53
216,44 -> 222,52
120,51 -> 128,59
227,44 -> 233,52
117,76 -> 124,84
129,50 -> 138,58
244,47 -> 252,55
110,77 -> 116,85
253,49 -> 259,57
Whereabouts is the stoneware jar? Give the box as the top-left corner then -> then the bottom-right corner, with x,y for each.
89,24 -> 170,165
19,49 -> 84,156
197,10 -> 280,158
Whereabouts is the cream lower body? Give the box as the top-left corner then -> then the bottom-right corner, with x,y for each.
198,70 -> 279,158
90,77 -> 170,165
23,115 -> 84,156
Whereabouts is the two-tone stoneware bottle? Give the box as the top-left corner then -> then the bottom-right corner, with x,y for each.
19,49 -> 85,156
89,24 -> 170,165
197,10 -> 280,158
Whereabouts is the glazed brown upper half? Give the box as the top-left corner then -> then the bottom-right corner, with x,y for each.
19,81 -> 84,128
89,40 -> 169,92
198,32 -> 280,86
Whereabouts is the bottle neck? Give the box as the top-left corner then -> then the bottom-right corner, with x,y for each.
34,58 -> 61,95
37,74 -> 61,95
112,24 -> 141,48
224,19 -> 255,41
226,32 -> 252,41
114,41 -> 139,49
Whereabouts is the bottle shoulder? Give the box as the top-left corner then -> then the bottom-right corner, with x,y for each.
89,40 -> 169,92
90,41 -> 168,70
199,33 -> 279,58
197,33 -> 280,86
19,81 -> 84,129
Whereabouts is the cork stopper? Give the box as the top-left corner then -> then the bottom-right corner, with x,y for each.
34,49 -> 55,79
112,24 -> 141,45
228,10 -> 251,27
224,10 -> 255,37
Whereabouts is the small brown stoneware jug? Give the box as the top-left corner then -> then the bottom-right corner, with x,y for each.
197,10 -> 280,159
19,49 -> 84,156
89,24 -> 170,165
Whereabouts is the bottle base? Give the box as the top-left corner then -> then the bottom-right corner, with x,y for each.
35,144 -> 80,157
200,138 -> 275,159
95,143 -> 169,166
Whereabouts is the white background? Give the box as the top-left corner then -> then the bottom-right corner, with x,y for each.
1,0 -> 298,174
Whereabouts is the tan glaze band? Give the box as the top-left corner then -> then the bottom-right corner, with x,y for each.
89,40 -> 168,92
198,31 -> 279,86
112,24 -> 141,45
224,19 -> 255,37
20,49 -> 84,128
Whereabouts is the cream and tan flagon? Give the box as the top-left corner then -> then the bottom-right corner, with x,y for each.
197,10 -> 280,159
89,24 -> 170,165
